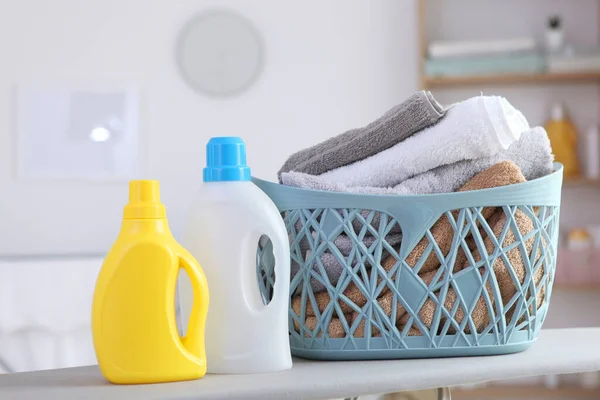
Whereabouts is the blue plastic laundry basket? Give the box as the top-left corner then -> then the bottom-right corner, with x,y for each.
253,163 -> 563,361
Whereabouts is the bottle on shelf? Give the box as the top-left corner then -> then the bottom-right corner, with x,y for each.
545,103 -> 580,179
566,228 -> 593,284
180,137 -> 292,374
581,125 -> 600,180
567,228 -> 593,251
543,374 -> 560,389
580,371 -> 600,389
92,180 -> 209,384
545,15 -> 564,53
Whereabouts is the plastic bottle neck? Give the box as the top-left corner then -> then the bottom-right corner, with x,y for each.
123,180 -> 167,219
549,103 -> 566,121
120,218 -> 172,236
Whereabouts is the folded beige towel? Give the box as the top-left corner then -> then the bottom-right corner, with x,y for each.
296,315 -> 351,338
403,169 -> 547,335
402,206 -> 544,335
353,161 -> 527,337
399,162 -> 528,335
405,160 -> 526,274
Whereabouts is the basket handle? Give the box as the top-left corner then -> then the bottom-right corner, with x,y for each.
241,213 -> 291,316
178,253 -> 209,359
257,220 -> 291,314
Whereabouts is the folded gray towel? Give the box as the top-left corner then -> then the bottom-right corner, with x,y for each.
281,127 -> 553,195
278,91 -> 445,179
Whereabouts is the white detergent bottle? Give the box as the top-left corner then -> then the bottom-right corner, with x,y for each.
180,136 -> 292,374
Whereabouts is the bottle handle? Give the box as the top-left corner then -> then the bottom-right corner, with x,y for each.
178,254 -> 209,358
259,223 -> 290,313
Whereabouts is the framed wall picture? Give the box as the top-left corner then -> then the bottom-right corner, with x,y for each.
16,84 -> 139,181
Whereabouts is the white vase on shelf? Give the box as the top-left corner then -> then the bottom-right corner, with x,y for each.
545,15 -> 564,53
544,374 -> 560,389
580,371 -> 599,389
581,125 -> 600,180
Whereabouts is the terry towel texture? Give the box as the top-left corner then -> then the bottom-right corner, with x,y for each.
373,161 -> 532,337
313,96 -> 529,188
281,126 -> 553,195
398,206 -> 545,337
291,162 -> 545,337
278,91 -> 445,179
401,160 -> 527,275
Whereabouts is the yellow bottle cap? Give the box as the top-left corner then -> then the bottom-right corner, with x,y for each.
123,180 -> 166,219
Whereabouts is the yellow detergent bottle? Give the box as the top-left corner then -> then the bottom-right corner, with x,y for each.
545,102 -> 580,179
92,180 -> 209,384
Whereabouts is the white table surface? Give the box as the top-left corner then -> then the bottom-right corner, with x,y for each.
0,328 -> 598,400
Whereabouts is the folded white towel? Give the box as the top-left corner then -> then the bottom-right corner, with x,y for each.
428,37 -> 536,59
319,96 -> 529,188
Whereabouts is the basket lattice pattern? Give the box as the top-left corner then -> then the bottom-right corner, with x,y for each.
257,204 -> 559,351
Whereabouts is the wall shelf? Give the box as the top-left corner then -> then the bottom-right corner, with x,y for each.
563,178 -> 600,187
453,385 -> 600,399
554,283 -> 600,291
423,72 -> 600,89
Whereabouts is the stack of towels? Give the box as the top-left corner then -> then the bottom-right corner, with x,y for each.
279,92 -> 555,338
424,37 -> 545,78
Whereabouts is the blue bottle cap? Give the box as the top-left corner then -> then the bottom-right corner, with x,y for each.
203,137 -> 251,182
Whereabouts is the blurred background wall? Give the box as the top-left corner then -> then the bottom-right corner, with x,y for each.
0,0 -> 415,255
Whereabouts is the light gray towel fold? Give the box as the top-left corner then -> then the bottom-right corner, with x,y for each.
291,233 -> 403,294
281,127 -> 553,196
301,232 -> 403,257
278,91 -> 445,180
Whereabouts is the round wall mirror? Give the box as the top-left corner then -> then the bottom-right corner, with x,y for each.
176,9 -> 265,97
